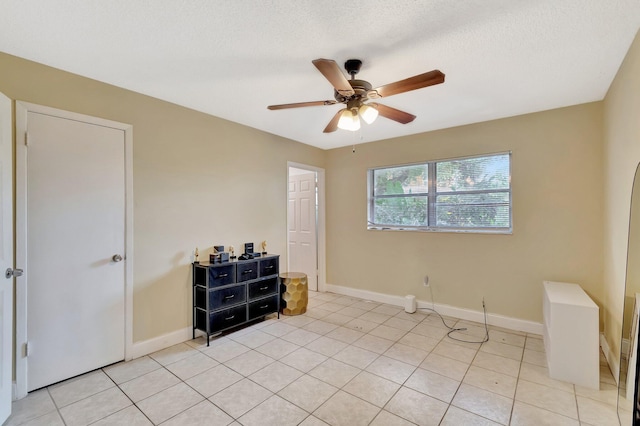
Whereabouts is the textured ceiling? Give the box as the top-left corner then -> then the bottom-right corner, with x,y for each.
1,1 -> 639,149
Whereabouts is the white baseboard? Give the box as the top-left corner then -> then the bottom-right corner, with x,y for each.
131,326 -> 193,359
325,283 -> 543,335
130,284 -> 545,360
325,284 -> 408,306
601,333 -> 620,385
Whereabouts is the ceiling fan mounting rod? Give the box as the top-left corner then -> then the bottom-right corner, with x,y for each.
344,59 -> 362,80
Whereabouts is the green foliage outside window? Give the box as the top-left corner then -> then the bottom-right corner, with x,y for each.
369,153 -> 511,231
373,164 -> 428,226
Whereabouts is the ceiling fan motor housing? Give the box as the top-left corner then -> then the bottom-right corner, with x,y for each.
334,79 -> 372,104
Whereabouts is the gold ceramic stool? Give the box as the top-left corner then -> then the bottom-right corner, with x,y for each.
280,272 -> 308,315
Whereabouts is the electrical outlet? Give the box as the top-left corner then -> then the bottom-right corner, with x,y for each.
423,275 -> 430,287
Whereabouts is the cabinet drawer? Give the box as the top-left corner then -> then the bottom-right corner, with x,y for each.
208,264 -> 235,288
248,277 -> 278,300
259,257 -> 278,277
211,284 -> 246,309
195,304 -> 246,333
237,261 -> 258,282
195,285 -> 246,310
248,294 -> 279,320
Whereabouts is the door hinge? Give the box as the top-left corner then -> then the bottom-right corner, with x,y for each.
24,132 -> 29,146
23,342 -> 30,357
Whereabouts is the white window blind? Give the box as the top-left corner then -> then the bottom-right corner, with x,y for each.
368,153 -> 511,233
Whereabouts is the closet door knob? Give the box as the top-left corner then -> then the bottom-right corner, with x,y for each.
5,268 -> 23,279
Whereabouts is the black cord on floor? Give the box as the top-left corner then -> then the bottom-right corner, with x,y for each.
418,285 -> 489,344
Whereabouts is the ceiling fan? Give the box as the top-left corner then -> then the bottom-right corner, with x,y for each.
267,58 -> 445,133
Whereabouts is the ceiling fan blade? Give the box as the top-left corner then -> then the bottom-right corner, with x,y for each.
323,109 -> 343,133
312,59 -> 355,97
373,70 -> 445,98
268,100 -> 337,110
372,103 -> 416,124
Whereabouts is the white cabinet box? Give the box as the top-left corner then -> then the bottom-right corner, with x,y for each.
543,281 -> 599,389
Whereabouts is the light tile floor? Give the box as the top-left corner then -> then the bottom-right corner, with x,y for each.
5,291 -> 630,425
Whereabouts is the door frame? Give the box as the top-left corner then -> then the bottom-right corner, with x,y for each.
14,102 -> 134,399
287,162 -> 326,293
1,93 -> 14,422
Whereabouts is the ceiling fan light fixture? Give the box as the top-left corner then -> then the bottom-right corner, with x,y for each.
359,103 -> 378,124
337,109 -> 361,131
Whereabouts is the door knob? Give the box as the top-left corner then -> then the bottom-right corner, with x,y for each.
112,254 -> 123,262
5,268 -> 24,279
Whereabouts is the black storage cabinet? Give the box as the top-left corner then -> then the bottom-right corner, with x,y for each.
192,254 -> 280,345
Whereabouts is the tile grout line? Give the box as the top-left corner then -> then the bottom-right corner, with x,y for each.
15,291 -> 614,426
45,370 -> 125,426
162,344 -> 260,424
136,361 -> 208,425
347,328 -> 421,425
573,383 -> 581,424
122,322 -> 493,425
101,365 -> 155,426
220,309 -> 423,424
445,331 -> 502,425
507,334 -> 527,426
434,326 -> 474,426
191,333 -> 353,424
45,387 -> 67,426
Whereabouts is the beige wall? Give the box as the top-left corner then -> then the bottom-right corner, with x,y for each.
0,52 -> 325,343
603,30 -> 640,359
3,29 -> 637,350
325,103 -> 604,324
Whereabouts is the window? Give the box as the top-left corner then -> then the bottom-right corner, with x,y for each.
368,152 -> 511,233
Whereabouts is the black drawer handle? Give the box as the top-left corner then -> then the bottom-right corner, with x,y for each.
218,273 -> 228,278
259,286 -> 269,290
265,265 -> 274,270
259,304 -> 269,309
224,295 -> 235,300
242,269 -> 253,274
225,315 -> 235,320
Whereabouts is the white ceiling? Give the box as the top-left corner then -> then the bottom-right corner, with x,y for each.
1,1 -> 639,150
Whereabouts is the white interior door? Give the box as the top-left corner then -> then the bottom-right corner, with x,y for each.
288,170 -> 318,291
23,110 -> 126,391
0,93 -> 14,423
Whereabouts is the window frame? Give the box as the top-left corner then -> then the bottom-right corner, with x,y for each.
367,152 -> 512,234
